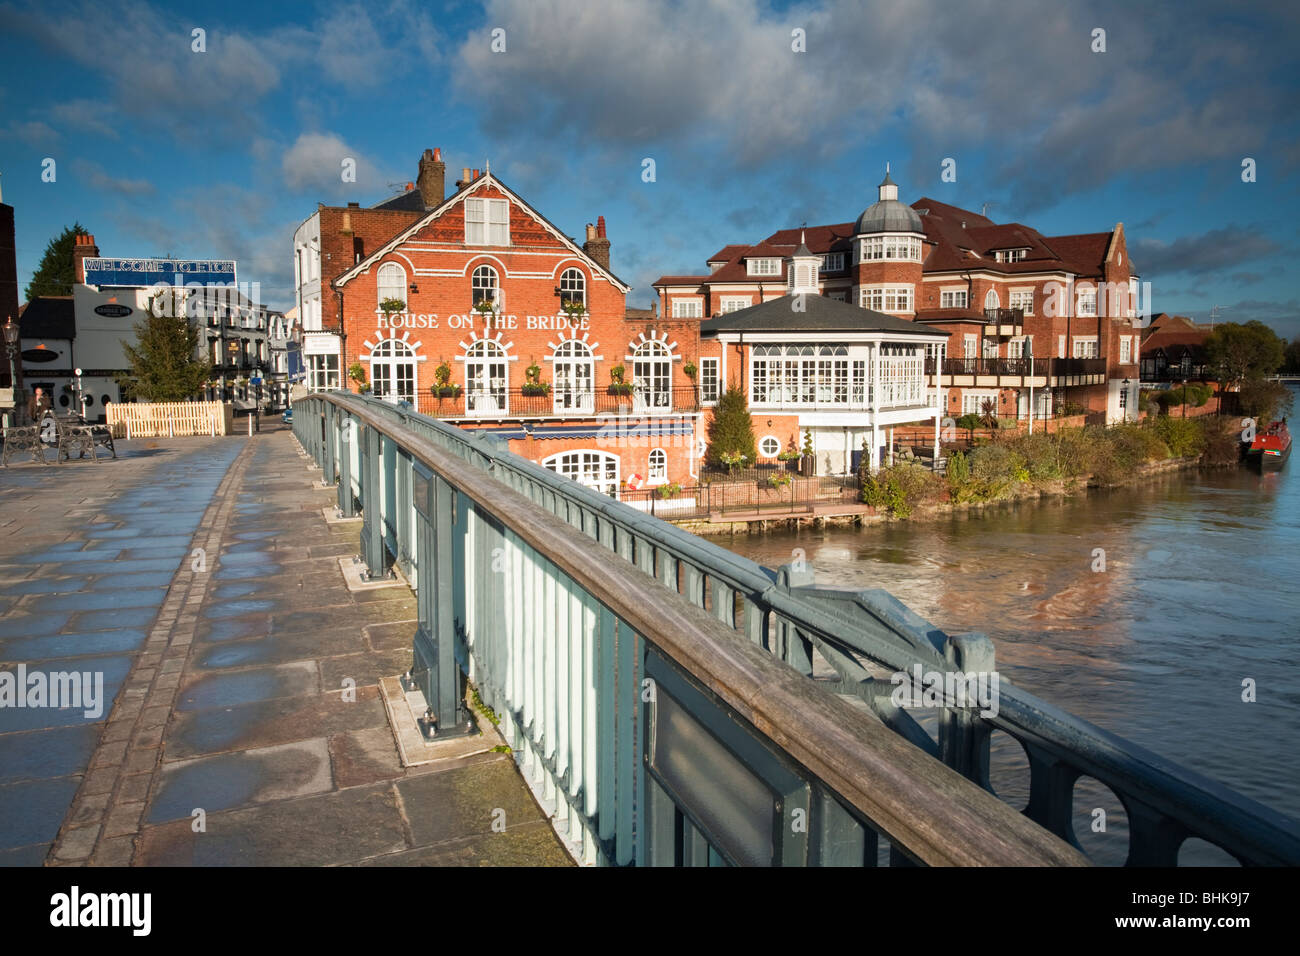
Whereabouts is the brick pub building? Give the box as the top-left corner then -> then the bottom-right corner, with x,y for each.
316,150 -> 701,495
656,169 -> 1145,436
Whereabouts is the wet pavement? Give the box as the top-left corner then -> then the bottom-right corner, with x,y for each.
0,427 -> 570,867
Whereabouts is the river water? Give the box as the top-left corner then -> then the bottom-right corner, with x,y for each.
721,411 -> 1299,863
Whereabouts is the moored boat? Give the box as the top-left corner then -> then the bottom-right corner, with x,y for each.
1247,419 -> 1291,471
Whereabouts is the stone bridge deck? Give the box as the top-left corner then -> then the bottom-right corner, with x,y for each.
0,426 -> 570,867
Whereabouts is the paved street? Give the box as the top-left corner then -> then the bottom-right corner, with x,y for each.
0,427 -> 570,867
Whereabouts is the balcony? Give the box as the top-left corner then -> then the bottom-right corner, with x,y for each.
413,386 -> 701,421
984,307 -> 1025,337
927,356 -> 1105,387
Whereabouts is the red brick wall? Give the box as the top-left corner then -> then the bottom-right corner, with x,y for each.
319,204 -> 424,333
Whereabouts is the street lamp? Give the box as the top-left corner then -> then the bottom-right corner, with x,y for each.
1121,377 -> 1130,423
1027,337 -> 1035,435
3,316 -> 18,387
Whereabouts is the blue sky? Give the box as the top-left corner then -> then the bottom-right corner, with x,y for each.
2,0 -> 1298,338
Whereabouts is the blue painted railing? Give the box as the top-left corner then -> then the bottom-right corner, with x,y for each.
294,392 -> 1300,866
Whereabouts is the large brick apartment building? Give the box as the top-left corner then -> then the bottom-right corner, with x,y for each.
296,149 -> 702,494
655,170 -> 1145,427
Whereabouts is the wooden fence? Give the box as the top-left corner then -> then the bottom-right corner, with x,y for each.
105,401 -> 233,439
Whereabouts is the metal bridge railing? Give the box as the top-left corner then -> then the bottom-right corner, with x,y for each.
294,392 -> 1084,866
295,392 -> 1300,866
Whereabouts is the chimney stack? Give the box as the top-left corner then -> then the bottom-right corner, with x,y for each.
583,215 -> 611,272
73,233 -> 99,284
417,148 -> 445,209
456,167 -> 472,190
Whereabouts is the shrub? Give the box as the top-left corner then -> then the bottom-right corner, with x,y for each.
1201,416 -> 1244,466
1151,416 -> 1205,457
862,463 -> 943,517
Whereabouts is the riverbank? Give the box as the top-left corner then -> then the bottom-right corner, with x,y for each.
676,416 -> 1249,535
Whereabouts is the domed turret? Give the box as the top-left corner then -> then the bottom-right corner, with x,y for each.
855,167 -> 923,235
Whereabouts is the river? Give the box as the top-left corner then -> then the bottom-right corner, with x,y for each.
720,411 -> 1299,864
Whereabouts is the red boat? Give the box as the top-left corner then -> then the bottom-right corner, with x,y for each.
1247,420 -> 1291,471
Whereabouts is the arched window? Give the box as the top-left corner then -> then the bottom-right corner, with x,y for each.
472,264 -> 499,311
543,450 -> 619,496
553,339 -> 594,414
369,338 -> 416,403
465,339 -> 508,414
984,289 -> 1000,311
632,340 -> 672,411
648,448 -> 667,482
378,263 -> 406,308
559,268 -> 585,310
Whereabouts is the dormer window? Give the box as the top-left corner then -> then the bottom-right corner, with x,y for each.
994,248 -> 1028,263
822,252 -> 844,272
747,258 -> 780,276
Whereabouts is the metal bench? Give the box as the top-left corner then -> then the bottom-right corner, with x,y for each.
53,416 -> 116,463
1,424 -> 49,466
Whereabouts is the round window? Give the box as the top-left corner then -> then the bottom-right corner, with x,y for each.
59,394 -> 70,407
759,435 -> 781,457
84,395 -> 95,407
102,394 -> 112,406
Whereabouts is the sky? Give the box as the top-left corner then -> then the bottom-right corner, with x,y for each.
2,0 -> 1298,338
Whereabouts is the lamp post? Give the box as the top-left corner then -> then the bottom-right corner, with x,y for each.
1121,377 -> 1130,423
3,316 -> 18,388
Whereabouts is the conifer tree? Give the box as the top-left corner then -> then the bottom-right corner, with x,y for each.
117,292 -> 213,402
706,386 -> 757,469
25,223 -> 89,300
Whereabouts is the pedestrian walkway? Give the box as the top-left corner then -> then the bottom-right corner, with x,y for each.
0,427 -> 571,866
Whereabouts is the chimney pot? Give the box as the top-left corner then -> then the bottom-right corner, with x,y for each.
433,147 -> 442,161
406,182 -> 414,191
585,223 -> 596,241
597,216 -> 606,239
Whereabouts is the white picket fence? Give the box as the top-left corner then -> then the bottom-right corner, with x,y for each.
105,401 -> 233,439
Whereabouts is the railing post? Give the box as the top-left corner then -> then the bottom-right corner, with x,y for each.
322,402 -> 336,485
937,632 -> 994,788
337,414 -> 356,517
410,464 -> 471,737
358,424 -> 387,577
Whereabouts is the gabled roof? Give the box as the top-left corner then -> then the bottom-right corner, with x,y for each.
334,172 -> 631,293
701,294 -> 947,337
19,296 -> 76,340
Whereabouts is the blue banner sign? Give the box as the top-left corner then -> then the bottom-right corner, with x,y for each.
83,258 -> 237,288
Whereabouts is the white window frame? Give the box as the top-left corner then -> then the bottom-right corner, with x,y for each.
465,197 -> 510,246
647,448 -> 668,483
1119,335 -> 1132,364
1009,290 -> 1034,315
632,340 -> 672,412
1077,288 -> 1097,317
369,338 -> 416,403
699,357 -> 720,404
553,339 -> 594,414
822,252 -> 844,272
747,258 -> 780,276
1072,336 -> 1099,359
671,298 -> 702,318
984,289 -> 1000,310
377,262 -> 406,308
543,450 -> 620,496
559,268 -> 586,309
1058,334 -> 1066,359
940,289 -> 968,309
465,339 -> 509,414
961,389 -> 998,416
758,435 -> 781,458
963,334 -> 978,358
860,285 -> 914,313
472,264 -> 500,311
719,296 -> 750,314
860,235 -> 922,262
